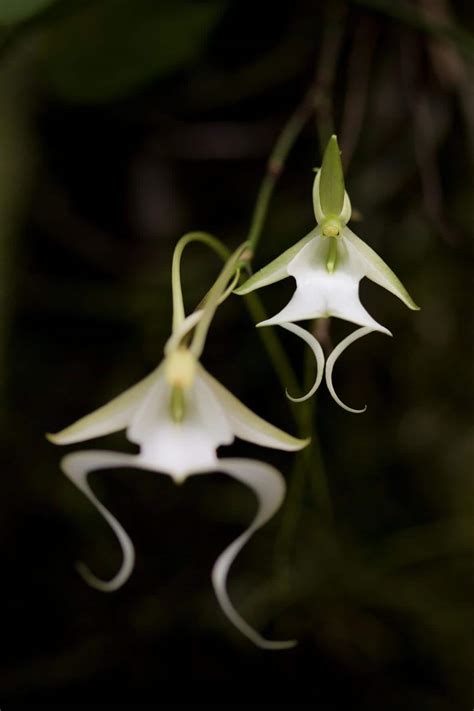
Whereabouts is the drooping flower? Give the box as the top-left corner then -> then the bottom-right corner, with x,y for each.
48,240 -> 308,649
236,135 -> 419,411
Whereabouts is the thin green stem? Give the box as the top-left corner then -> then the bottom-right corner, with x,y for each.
190,242 -> 248,358
171,231 -> 229,333
243,293 -> 302,419
247,105 -> 314,256
265,8 -> 347,575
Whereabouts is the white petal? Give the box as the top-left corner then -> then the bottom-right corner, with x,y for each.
128,372 -> 234,481
211,458 -> 297,650
47,367 -> 162,445
343,227 -> 419,310
234,228 -> 319,296
259,235 -> 391,335
276,322 -> 325,402
61,450 -> 138,591
197,364 -> 308,451
326,326 -> 382,413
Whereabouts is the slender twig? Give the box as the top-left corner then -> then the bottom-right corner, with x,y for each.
312,1 -> 347,149
352,0 -> 474,57
271,9 -> 349,571
246,2 -> 347,259
246,102 -> 315,258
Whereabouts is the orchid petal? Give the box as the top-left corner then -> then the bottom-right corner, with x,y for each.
325,326 -> 380,413
61,450 -> 138,591
47,367 -> 162,446
128,372 -> 233,481
212,458 -> 297,650
275,322 -> 324,403
343,227 -> 419,310
197,364 -> 308,451
234,228 -> 319,296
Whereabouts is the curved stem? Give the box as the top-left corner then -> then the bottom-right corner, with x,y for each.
190,242 -> 248,358
246,105 -> 313,256
171,231 -> 229,333
242,293 -> 302,422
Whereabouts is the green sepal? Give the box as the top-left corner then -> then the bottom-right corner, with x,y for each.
47,365 -> 163,445
319,135 -> 345,217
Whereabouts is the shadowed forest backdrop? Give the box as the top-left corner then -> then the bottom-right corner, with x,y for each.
0,0 -> 473,706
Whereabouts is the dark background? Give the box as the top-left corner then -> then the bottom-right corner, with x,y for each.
0,0 -> 473,707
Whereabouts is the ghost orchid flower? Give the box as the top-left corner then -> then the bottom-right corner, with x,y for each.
236,135 -> 419,412
48,240 -> 308,649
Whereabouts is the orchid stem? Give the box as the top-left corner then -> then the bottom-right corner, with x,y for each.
246,105 -> 313,257
243,293 -> 302,416
171,231 -> 230,333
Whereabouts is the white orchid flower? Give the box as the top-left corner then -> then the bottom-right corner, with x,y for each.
48,239 -> 308,649
236,136 -> 419,412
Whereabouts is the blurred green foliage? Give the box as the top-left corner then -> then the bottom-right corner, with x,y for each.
0,0 -> 57,25
41,0 -> 226,102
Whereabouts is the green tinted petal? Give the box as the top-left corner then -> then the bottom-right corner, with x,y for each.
234,228 -> 319,295
343,227 -> 420,310
47,366 -> 162,445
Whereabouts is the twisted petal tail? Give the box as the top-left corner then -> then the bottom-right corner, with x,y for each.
325,326 -> 377,413
61,450 -> 138,591
212,458 -> 297,650
276,322 -> 325,402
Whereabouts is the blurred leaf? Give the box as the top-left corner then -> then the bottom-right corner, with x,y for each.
0,0 -> 58,25
41,0 -> 225,103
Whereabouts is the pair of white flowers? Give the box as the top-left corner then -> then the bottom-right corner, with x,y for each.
49,136 -> 418,648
